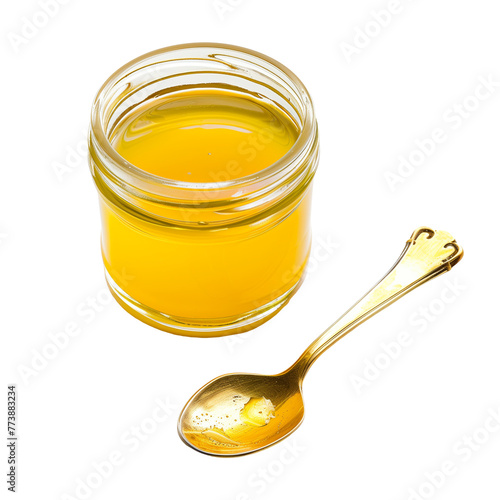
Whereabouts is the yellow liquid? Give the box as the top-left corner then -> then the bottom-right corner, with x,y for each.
112,90 -> 298,182
99,89 -> 312,333
183,392 -> 304,454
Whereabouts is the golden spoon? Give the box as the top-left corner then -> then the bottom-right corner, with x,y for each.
178,227 -> 463,456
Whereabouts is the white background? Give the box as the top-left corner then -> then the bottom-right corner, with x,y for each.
2,0 -> 500,499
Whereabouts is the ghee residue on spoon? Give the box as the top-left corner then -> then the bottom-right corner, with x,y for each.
181,385 -> 304,455
240,397 -> 276,426
189,396 -> 276,449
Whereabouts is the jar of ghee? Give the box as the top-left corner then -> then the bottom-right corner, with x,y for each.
88,43 -> 319,337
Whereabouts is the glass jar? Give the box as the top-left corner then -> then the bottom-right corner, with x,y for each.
88,43 -> 319,337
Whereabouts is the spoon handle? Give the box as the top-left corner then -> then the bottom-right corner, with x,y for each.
290,227 -> 463,378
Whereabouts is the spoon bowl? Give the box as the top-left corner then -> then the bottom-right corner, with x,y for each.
178,371 -> 304,456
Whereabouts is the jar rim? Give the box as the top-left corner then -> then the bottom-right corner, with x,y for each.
89,42 -> 317,195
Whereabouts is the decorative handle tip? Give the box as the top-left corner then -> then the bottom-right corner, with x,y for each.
407,227 -> 463,270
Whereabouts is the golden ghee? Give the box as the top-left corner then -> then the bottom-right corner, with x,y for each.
89,44 -> 319,336
112,89 -> 298,182
182,392 -> 304,454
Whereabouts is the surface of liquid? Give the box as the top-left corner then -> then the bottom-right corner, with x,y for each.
112,90 -> 298,182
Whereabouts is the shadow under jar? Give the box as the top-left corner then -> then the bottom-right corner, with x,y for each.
88,43 -> 319,337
